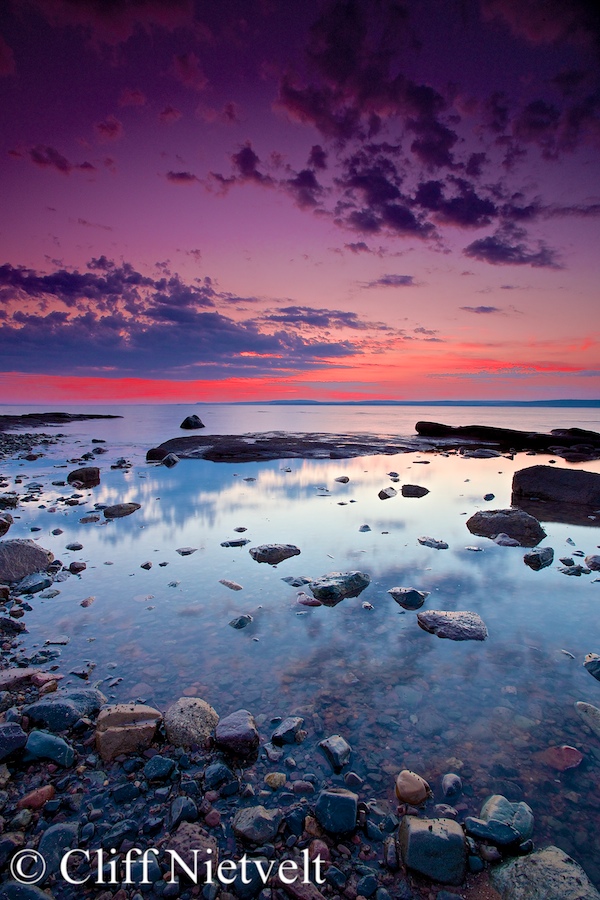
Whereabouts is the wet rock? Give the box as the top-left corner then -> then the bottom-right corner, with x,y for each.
265,772 -> 286,790
536,745 -> 583,772
494,533 -> 521,546
14,572 -> 52,595
170,795 -> 198,828
378,487 -> 397,500
524,547 -> 554,570
164,697 -> 219,748
25,730 -> 74,767
219,579 -> 243,591
103,502 -> 141,519
335,476 -> 350,483
67,466 -> 100,488
168,822 -> 217,871
319,734 -> 352,770
490,845 -> 600,900
144,755 -> 176,782
25,687 -> 106,732
417,610 -> 488,641
38,822 -> 78,876
465,794 -> 534,846
69,561 -> 86,574
585,554 -> 600,571
221,538 -> 250,548
584,653 -> 600,682
466,508 -> 546,546
0,513 -> 13,537
95,703 -> 162,762
229,615 -> 253,629
442,773 -> 462,799
176,546 -> 197,555
398,816 -> 466,886
359,524 -> 371,532
418,536 -> 448,549
512,465 -> 600,507
387,587 -> 429,610
162,453 -> 180,468
395,770 -> 431,805
232,805 -> 283,843
0,668 -> 41,691
272,716 -> 304,745
0,539 -> 54,583
0,884 -> 52,900
315,788 -> 358,833
204,761 -> 237,792
484,493 -> 495,501
575,701 -> 600,739
180,415 -> 205,430
249,544 -> 301,564
0,722 -> 27,761
309,571 -> 370,604
401,484 -> 429,498
215,709 -> 260,756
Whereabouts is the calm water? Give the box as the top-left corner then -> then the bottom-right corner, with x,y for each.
2,404 -> 600,883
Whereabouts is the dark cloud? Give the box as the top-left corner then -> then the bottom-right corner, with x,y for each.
408,118 -> 458,169
172,51 -> 207,91
362,274 -> 415,287
482,0 -> 600,51
344,241 -> 370,253
285,168 -> 324,208
464,224 -> 561,268
484,92 -> 510,134
94,115 -> 123,142
460,305 -> 502,313
414,179 -> 497,227
261,305 -> 385,331
211,143 -> 273,189
166,170 -> 199,185
27,145 -> 95,175
465,152 -> 487,177
119,87 -> 146,107
308,145 -> 328,169
196,101 -> 240,124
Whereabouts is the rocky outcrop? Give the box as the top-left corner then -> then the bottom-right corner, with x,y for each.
415,422 -> 600,460
466,508 -> 545,546
417,610 -> 488,641
490,846 -> 600,900
0,539 -> 54,583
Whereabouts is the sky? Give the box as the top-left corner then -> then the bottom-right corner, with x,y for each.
0,0 -> 599,403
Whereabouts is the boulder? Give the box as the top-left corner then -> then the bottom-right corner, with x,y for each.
512,465 -> 600,507
232,805 -> 283,843
401,484 -> 429,498
417,610 -> 488,641
397,816 -> 466,885
309,571 -> 370,604
0,539 -> 54,583
490,845 -> 600,900
215,709 -> 259,756
103,503 -> 141,519
387,587 -> 430,610
315,788 -> 358,833
164,697 -> 219,748
180,415 -> 205,430
466,508 -> 545,546
95,703 -> 162,762
0,513 -> 13,537
14,572 -> 52,595
67,466 -> 100,488
25,688 -> 106,732
585,555 -> 600,571
481,794 -> 534,841
248,544 -> 301,564
523,547 -> 554,570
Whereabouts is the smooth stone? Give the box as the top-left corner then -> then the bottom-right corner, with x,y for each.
161,453 -> 180,468
0,722 -> 27,761
215,709 -> 259,756
395,770 -> 431,805
180,415 -> 205,429
490,845 -> 600,900
170,795 -> 198,828
314,788 -> 358,833
37,822 -> 79,876
25,731 -> 74,767
204,762 -> 237,791
95,703 -> 162,762
271,716 -> 304,745
248,544 -> 301,564
387,587 -> 429,610
0,540 -> 54,583
164,697 -> 219,748
417,610 -> 488,641
584,654 -> 600,682
103,502 -> 141,519
309,571 -> 370,604
585,554 -> 600,571
25,688 -> 106,732
319,734 -> 352,770
398,816 -> 466,886
512,465 -> 600,507
442,773 -> 462,798
401,484 -> 429,498
523,547 -> 554,570
480,794 -> 534,841
232,805 -> 283,843
466,508 -> 545,546
464,816 -> 520,846
67,467 -> 100,488
229,615 -> 253,629
14,573 -> 52,595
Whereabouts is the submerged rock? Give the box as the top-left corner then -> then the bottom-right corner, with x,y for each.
229,614 -> 253,629
536,745 -> 583,772
398,816 -> 466,886
387,587 -> 430,610
25,687 -> 106,732
417,610 -> 488,641
309,571 -> 370,604
164,697 -> 219,748
272,716 -> 304,745
466,508 -> 546,546
378,486 -> 397,500
249,544 -> 301,564
233,806 -> 282,843
575,701 -> 600,739
490,845 -> 600,900
0,539 -> 54,583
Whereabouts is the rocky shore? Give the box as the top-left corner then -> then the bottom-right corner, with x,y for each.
0,414 -> 121,462
0,420 -> 599,898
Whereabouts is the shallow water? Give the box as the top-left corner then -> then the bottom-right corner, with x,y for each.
2,404 -> 600,884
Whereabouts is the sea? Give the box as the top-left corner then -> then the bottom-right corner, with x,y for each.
1,402 -> 600,883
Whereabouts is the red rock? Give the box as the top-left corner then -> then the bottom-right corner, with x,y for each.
309,839 -> 330,864
31,672 -> 63,687
204,808 -> 221,827
17,785 -> 55,809
538,745 -> 583,772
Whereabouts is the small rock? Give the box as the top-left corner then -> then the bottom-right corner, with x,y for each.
249,544 -> 301,564
215,709 -> 260,756
442,773 -> 462,798
387,587 -> 429,610
398,816 -> 466,886
25,730 -> 74,767
401,484 -> 429,498
219,579 -> 243,591
229,615 -> 253,629
315,788 -> 358,833
272,716 -> 304,745
309,571 -> 370,604
395,770 -> 431,805
176,547 -> 197,556
95,703 -> 162,762
418,536 -> 448,549
466,508 -> 545,546
180,415 -> 205,430
319,734 -> 352,770
523,547 -> 554,570
417,609 -> 488,641
232,805 -> 283,843
378,487 -> 397,500
103,503 -> 141,519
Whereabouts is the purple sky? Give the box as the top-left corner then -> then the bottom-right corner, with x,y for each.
1,0 -> 599,402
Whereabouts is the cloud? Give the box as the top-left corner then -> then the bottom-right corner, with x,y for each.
260,305 -> 389,331
0,34 -> 15,75
27,145 -> 95,175
196,101 -> 240,124
172,51 -> 207,91
166,171 -> 199,185
308,145 -> 328,169
362,274 -> 415,287
414,179 -> 497,227
464,224 -> 562,268
285,168 -> 324,208
94,115 -> 123,142
482,0 -> 600,51
211,143 -> 274,189
344,241 -> 370,253
118,87 -> 146,107
460,305 -> 502,314
76,218 -> 112,231
159,105 -> 182,125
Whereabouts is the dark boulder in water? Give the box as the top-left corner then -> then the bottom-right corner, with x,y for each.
180,414 -> 205,429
